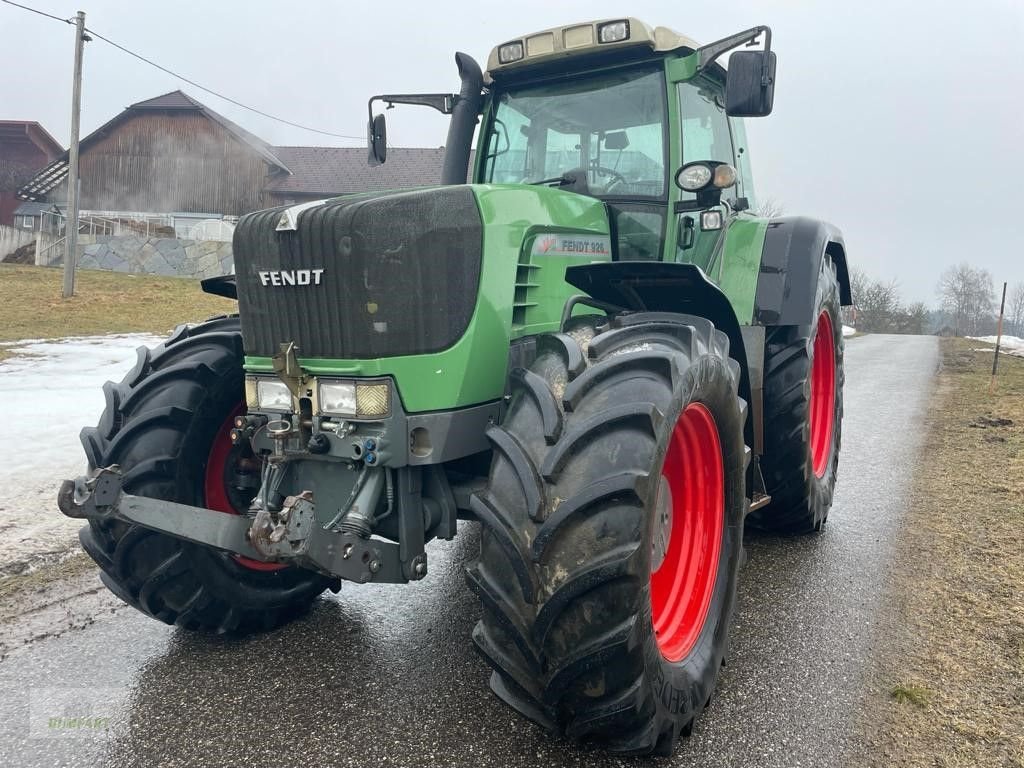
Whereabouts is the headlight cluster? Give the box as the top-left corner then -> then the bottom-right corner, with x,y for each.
245,376 -> 391,419
675,162 -> 738,193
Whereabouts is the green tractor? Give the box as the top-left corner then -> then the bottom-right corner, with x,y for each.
59,19 -> 850,756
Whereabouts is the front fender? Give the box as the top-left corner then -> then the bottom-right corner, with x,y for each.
564,260 -> 750,416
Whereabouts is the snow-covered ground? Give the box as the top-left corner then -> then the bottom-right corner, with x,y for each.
0,334 -> 164,571
967,335 -> 1024,358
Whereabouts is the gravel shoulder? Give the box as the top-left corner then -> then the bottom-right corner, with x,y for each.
855,338 -> 1024,767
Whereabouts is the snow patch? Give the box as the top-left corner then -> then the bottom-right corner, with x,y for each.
0,334 -> 165,567
966,335 -> 1024,358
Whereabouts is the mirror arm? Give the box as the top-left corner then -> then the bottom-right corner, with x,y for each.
696,25 -> 772,81
367,93 -> 458,125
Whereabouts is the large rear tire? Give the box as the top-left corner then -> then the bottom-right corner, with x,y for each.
751,257 -> 844,534
78,317 -> 331,634
468,313 -> 748,755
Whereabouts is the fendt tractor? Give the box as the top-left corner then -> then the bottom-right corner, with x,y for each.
59,19 -> 851,756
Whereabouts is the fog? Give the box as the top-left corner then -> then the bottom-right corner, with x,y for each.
2,0 -> 1021,304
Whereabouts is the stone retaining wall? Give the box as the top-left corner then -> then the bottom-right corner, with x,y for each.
77,235 -> 233,278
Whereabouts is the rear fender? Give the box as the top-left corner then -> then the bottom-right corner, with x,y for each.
754,217 -> 851,327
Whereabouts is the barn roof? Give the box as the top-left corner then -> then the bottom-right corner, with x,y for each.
17,90 -> 290,201
266,147 -> 466,195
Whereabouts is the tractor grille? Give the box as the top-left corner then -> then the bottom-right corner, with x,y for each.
232,187 -> 483,359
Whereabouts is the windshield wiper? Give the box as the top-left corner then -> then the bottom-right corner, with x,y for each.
528,175 -> 571,186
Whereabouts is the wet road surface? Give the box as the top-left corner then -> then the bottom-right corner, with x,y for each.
0,334 -> 938,767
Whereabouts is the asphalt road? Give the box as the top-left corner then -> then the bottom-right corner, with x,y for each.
0,334 -> 939,768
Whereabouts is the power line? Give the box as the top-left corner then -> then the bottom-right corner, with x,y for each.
0,0 -> 69,23
85,28 -> 366,141
0,0 -> 70,24
1,0 -> 366,142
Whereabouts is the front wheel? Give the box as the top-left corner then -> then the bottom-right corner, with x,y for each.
78,317 -> 331,634
468,313 -> 748,755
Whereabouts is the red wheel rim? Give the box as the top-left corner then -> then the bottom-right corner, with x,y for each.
205,404 -> 285,572
649,402 -> 724,662
809,311 -> 836,478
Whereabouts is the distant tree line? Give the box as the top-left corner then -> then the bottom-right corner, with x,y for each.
842,264 -> 1023,337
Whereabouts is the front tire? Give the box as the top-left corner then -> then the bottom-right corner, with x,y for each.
468,313 -> 748,755
78,317 -> 331,634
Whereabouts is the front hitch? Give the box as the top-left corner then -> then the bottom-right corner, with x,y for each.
58,466 -> 412,584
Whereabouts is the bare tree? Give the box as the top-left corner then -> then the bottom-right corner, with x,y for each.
936,263 -> 995,336
755,198 -> 784,218
898,302 -> 929,335
1008,282 -> 1024,337
857,277 -> 902,333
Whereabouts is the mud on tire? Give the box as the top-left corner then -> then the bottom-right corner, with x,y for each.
751,257 -> 845,534
467,313 -> 748,755
78,316 -> 330,634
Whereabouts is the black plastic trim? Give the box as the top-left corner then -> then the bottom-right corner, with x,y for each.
200,274 -> 237,300
754,216 -> 852,326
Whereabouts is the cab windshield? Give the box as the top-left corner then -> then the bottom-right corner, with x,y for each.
481,67 -> 667,198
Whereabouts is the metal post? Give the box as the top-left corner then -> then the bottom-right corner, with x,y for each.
62,10 -> 86,299
989,281 -> 1007,394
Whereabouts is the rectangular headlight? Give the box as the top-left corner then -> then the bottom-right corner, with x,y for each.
255,378 -> 292,411
598,20 -> 630,44
319,381 -> 357,416
317,379 -> 391,419
498,41 -> 524,63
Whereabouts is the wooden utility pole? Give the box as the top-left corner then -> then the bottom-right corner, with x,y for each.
989,281 -> 1007,394
62,10 -> 86,299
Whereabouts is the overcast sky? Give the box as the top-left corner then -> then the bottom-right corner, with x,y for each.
2,0 -> 1022,305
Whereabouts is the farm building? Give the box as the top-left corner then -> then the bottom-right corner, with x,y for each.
0,121 -> 62,226
18,91 -> 448,218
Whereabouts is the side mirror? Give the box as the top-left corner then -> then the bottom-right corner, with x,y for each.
726,50 -> 776,117
367,113 -> 387,166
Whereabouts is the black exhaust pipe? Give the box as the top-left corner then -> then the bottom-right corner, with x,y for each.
440,52 -> 484,185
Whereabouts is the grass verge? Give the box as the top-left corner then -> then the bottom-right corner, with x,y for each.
0,263 -> 235,360
857,338 -> 1023,767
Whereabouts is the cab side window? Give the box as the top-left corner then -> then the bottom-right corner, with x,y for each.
677,80 -> 740,199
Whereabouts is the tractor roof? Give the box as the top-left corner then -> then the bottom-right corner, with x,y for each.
485,17 -> 699,79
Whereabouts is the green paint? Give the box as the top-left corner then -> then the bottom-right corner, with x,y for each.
716,217 -> 768,323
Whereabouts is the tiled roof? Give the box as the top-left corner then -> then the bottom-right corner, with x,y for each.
266,147 -> 470,195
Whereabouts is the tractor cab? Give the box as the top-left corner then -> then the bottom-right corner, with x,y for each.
369,18 -> 775,271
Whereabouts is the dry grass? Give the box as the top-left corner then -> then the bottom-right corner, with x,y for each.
0,264 -> 235,359
858,338 -> 1024,767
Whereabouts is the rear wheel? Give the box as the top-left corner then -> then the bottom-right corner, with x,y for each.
468,313 -> 748,755
751,258 -> 844,533
78,317 -> 331,634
